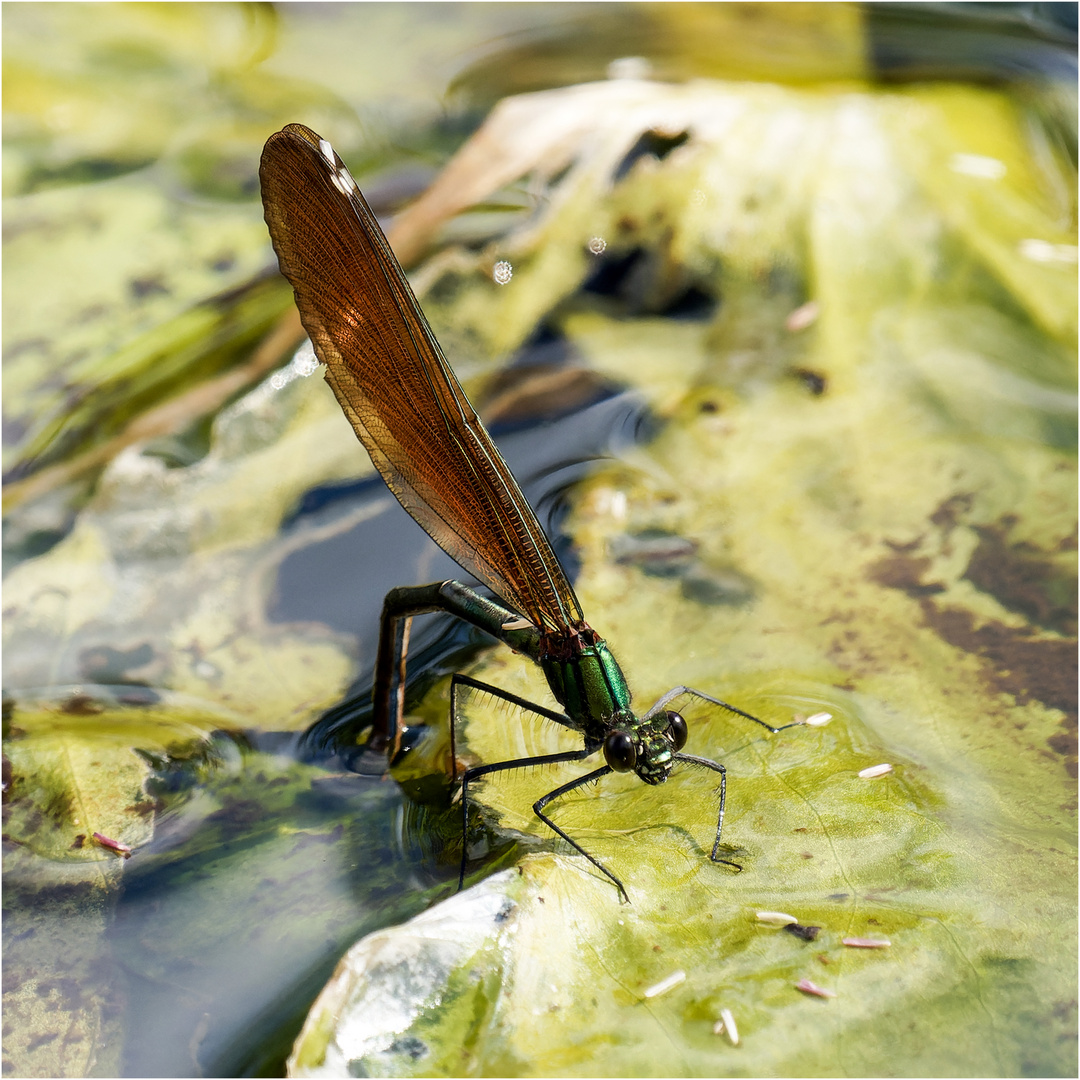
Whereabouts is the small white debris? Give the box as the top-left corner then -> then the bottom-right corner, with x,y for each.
949,153 -> 1006,180
588,236 -> 607,255
795,978 -> 835,998
756,911 -> 798,927
843,937 -> 892,948
493,260 -> 513,285
785,300 -> 820,332
804,711 -> 833,727
1018,238 -> 1078,264
606,56 -> 651,81
858,763 -> 893,779
713,1007 -> 739,1045
643,969 -> 686,998
318,138 -> 336,166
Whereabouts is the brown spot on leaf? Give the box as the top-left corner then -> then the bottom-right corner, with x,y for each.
929,493 -> 975,530
964,526 -> 1077,637
919,601 -> 1076,713
868,555 -> 945,596
872,509 -> 1077,764
918,600 -> 1077,774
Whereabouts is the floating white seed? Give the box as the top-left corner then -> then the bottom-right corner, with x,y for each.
606,55 -> 651,81
805,711 -> 833,727
643,970 -> 685,998
949,152 -> 1006,180
785,300 -> 820,332
1018,238 -> 1078,264
717,1007 -> 739,1045
795,978 -> 835,998
843,937 -> 891,948
756,911 -> 798,927
858,763 -> 893,779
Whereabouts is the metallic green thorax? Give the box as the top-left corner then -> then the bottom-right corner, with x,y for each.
426,582 -> 637,739
374,581 -> 682,787
541,641 -> 633,741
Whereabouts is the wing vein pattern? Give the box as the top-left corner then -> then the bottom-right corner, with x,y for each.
259,123 -> 582,633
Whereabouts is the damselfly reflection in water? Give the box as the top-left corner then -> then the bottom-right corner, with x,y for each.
259,123 -> 802,902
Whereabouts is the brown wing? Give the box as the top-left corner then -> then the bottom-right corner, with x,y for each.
259,123 -> 582,633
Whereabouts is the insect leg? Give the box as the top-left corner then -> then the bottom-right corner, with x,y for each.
370,583 -> 449,757
449,673 -> 576,782
370,581 -> 545,758
647,686 -> 803,734
458,746 -> 600,893
532,767 -> 629,903
671,752 -> 742,870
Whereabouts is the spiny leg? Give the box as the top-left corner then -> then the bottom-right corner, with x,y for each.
369,580 -> 547,758
370,584 -> 448,756
448,673 -> 574,783
673,753 -> 741,870
655,689 -> 801,873
533,766 -> 630,903
654,687 -> 802,867
458,747 -> 599,893
648,685 -> 804,735
449,673 -> 593,891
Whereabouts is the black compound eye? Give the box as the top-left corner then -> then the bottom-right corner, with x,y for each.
604,731 -> 637,772
666,710 -> 688,750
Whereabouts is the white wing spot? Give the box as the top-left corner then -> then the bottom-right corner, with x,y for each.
318,138 -> 336,166
337,165 -> 358,193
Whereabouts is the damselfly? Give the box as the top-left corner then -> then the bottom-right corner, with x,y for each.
259,123 -> 799,902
